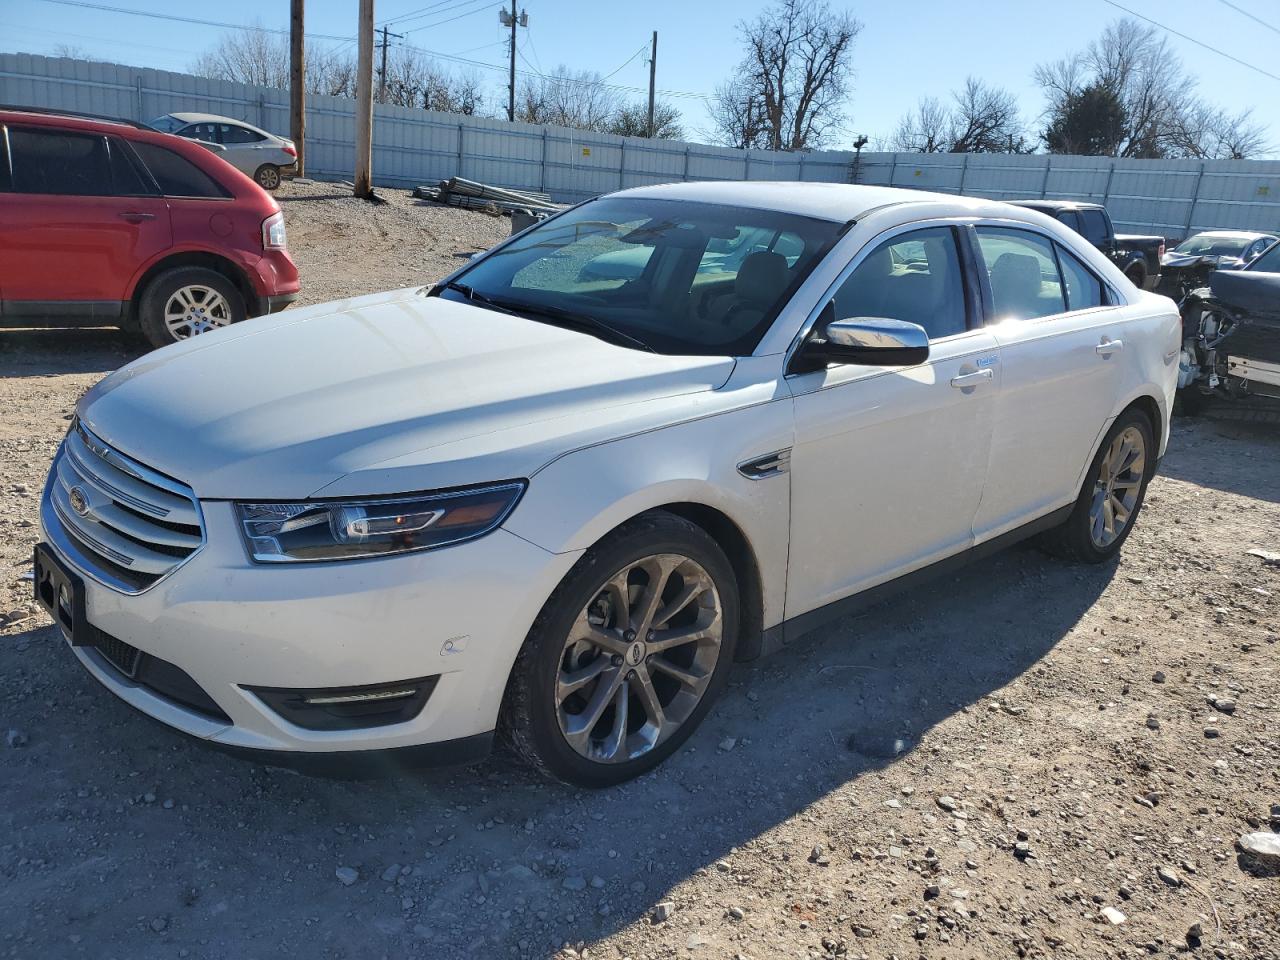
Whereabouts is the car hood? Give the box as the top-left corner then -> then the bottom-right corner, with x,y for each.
1162,252 -> 1243,269
78,288 -> 736,499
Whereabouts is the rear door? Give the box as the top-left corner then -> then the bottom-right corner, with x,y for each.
970,225 -> 1124,541
217,122 -> 268,175
0,126 -> 171,319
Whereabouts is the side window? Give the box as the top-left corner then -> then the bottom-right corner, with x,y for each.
830,226 -> 968,340
0,128 -> 11,192
179,123 -> 219,143
976,227 -> 1066,321
1057,211 -> 1083,234
106,138 -> 153,196
1056,245 -> 1105,311
219,124 -> 264,144
130,141 -> 230,199
8,128 -> 114,196
1078,209 -> 1110,246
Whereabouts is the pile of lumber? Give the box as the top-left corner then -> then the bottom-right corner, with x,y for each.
413,178 -> 561,216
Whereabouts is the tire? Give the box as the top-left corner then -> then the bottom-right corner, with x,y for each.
254,164 -> 281,190
1040,407 -> 1155,563
1176,386 -> 1212,417
1125,265 -> 1146,289
501,511 -> 740,787
137,266 -> 246,349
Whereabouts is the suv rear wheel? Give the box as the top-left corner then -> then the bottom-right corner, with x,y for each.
137,266 -> 246,349
502,512 -> 740,787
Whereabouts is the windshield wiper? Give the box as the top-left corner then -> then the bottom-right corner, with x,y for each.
437,281 -> 656,353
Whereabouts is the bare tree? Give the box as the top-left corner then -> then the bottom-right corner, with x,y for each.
1034,17 -> 1270,159
192,25 -> 290,89
711,0 -> 861,150
891,78 -> 1026,153
516,66 -> 621,131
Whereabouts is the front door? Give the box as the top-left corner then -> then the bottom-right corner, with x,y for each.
785,225 -> 998,620
0,128 -> 171,312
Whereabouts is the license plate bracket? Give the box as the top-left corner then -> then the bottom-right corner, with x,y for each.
33,543 -> 92,646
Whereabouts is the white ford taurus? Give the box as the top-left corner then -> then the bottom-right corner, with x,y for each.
35,182 -> 1180,785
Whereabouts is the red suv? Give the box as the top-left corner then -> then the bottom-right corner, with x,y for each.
0,106 -> 299,348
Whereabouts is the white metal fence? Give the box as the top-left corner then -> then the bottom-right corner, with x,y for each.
4,52 -> 1280,241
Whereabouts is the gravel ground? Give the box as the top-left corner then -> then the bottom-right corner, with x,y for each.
1,181 -> 1278,960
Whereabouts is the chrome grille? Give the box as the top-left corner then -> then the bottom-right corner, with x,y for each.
45,422 -> 204,593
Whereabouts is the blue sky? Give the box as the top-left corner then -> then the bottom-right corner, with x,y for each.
2,0 -> 1277,153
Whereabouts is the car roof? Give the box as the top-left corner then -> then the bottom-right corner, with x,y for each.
0,104 -> 149,131
166,112 -> 271,134
614,181 -> 1025,224
1184,230 -> 1276,240
1007,199 -> 1102,212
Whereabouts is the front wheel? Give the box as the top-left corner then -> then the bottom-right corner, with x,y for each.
1041,407 -> 1155,563
254,164 -> 281,190
501,512 -> 739,787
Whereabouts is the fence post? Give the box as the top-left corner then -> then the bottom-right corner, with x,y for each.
539,128 -> 547,193
1102,160 -> 1116,205
258,93 -> 266,129
619,140 -> 626,191
456,122 -> 464,179
957,152 -> 970,195
133,74 -> 143,120
798,153 -> 805,182
1039,156 -> 1052,199
744,152 -> 750,181
1185,162 -> 1206,236
888,153 -> 898,187
682,145 -> 690,181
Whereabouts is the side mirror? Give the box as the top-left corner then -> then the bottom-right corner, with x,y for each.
800,317 -> 930,368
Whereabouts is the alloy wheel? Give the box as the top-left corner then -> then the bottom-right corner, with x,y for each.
1088,425 -> 1146,548
163,284 -> 232,339
556,553 -> 723,764
257,166 -> 281,189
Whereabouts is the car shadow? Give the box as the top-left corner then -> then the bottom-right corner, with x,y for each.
0,327 -> 145,378
0,540 -> 1112,958
1159,415 -> 1280,503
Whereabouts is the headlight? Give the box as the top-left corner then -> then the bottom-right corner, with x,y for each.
236,482 -> 525,562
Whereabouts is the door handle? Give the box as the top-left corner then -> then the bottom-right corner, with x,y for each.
118,211 -> 156,223
950,369 -> 993,388
1096,338 -> 1123,356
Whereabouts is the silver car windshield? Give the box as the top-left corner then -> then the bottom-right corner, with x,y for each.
444,196 -> 843,356
147,115 -> 184,133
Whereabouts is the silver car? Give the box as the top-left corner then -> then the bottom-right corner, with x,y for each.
149,112 -> 297,190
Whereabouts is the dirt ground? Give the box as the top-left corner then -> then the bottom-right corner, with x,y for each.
1,182 -> 1277,960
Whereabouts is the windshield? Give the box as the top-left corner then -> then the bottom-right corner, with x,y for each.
442,196 -> 843,356
1173,235 -> 1252,257
147,115 -> 185,133
1249,241 -> 1280,273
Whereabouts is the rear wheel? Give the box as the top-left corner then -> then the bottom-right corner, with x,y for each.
501,512 -> 739,787
254,164 -> 281,190
1041,407 -> 1155,563
137,267 -> 245,349
1125,264 -> 1146,289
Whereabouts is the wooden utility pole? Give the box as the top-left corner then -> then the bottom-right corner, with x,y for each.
289,0 -> 304,176
377,24 -> 404,102
354,0 -> 374,198
647,31 -> 657,138
507,0 -> 517,122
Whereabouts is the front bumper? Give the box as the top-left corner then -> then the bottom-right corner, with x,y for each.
40,491 -> 579,762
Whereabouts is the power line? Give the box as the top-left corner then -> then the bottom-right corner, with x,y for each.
379,0 -> 466,28
403,0 -> 497,35
599,44 -> 648,83
1098,0 -> 1280,82
35,0 -> 354,44
1215,0 -> 1280,36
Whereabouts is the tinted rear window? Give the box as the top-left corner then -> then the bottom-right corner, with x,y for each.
1078,209 -> 1110,245
131,141 -> 230,198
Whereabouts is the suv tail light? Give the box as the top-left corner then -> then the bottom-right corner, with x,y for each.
282,142 -> 297,158
262,211 -> 287,250
1158,241 -> 1166,259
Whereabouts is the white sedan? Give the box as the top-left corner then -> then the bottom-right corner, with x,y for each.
34,182 -> 1180,786
149,112 -> 297,190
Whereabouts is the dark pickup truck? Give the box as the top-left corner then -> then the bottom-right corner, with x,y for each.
1009,200 -> 1165,291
